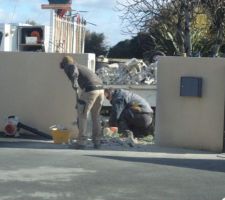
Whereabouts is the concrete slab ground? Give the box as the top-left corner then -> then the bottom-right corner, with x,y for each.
0,138 -> 225,200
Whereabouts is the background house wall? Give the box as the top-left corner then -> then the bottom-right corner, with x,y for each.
155,56 -> 225,152
0,52 -> 95,138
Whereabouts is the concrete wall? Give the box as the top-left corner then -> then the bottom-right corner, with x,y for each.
0,52 -> 95,138
155,56 -> 225,152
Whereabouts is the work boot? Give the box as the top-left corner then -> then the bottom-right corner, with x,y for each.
93,141 -> 101,149
74,143 -> 86,149
69,143 -> 86,150
120,130 -> 133,137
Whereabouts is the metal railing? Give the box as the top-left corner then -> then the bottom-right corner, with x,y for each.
51,13 -> 85,53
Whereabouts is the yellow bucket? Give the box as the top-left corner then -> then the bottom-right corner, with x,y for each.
51,128 -> 71,144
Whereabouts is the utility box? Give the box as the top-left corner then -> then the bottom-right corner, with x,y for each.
17,26 -> 50,52
180,76 -> 202,97
0,23 -> 50,52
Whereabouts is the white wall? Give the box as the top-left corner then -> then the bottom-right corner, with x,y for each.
155,56 -> 225,152
0,52 -> 95,138
0,24 -> 11,51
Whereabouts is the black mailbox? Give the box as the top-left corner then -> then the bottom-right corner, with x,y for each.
180,76 -> 202,97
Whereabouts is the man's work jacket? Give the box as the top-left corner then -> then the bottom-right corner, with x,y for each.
109,89 -> 153,126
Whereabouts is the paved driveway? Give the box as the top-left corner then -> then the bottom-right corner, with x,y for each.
0,140 -> 225,200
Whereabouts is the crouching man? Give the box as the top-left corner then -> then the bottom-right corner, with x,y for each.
104,88 -> 153,138
60,56 -> 104,149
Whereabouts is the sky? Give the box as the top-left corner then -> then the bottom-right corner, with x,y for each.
0,0 -> 131,46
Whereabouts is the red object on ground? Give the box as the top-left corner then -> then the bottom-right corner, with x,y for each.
110,127 -> 118,133
4,124 -> 16,135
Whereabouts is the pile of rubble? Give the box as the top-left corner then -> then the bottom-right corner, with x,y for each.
98,127 -> 154,151
96,58 -> 158,85
73,127 -> 154,151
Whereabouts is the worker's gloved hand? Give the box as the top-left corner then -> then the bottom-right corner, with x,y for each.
73,81 -> 79,90
73,86 -> 79,91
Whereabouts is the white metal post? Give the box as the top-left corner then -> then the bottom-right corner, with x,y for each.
49,10 -> 55,52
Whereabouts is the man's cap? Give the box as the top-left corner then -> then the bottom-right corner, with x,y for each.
61,56 -> 74,65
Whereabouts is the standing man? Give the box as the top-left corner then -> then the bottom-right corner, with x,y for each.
104,88 -> 153,138
60,56 -> 104,149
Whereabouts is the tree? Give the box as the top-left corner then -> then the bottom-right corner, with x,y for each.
116,0 -> 199,56
84,31 -> 108,56
201,0 -> 225,56
25,20 -> 38,25
116,0 -> 224,57
108,40 -> 132,58
108,34 -> 148,58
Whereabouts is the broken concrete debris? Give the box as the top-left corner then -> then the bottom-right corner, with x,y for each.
96,58 -> 157,85
100,127 -> 154,150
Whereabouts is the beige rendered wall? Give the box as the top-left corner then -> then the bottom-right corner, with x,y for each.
155,56 -> 225,152
0,52 -> 95,138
